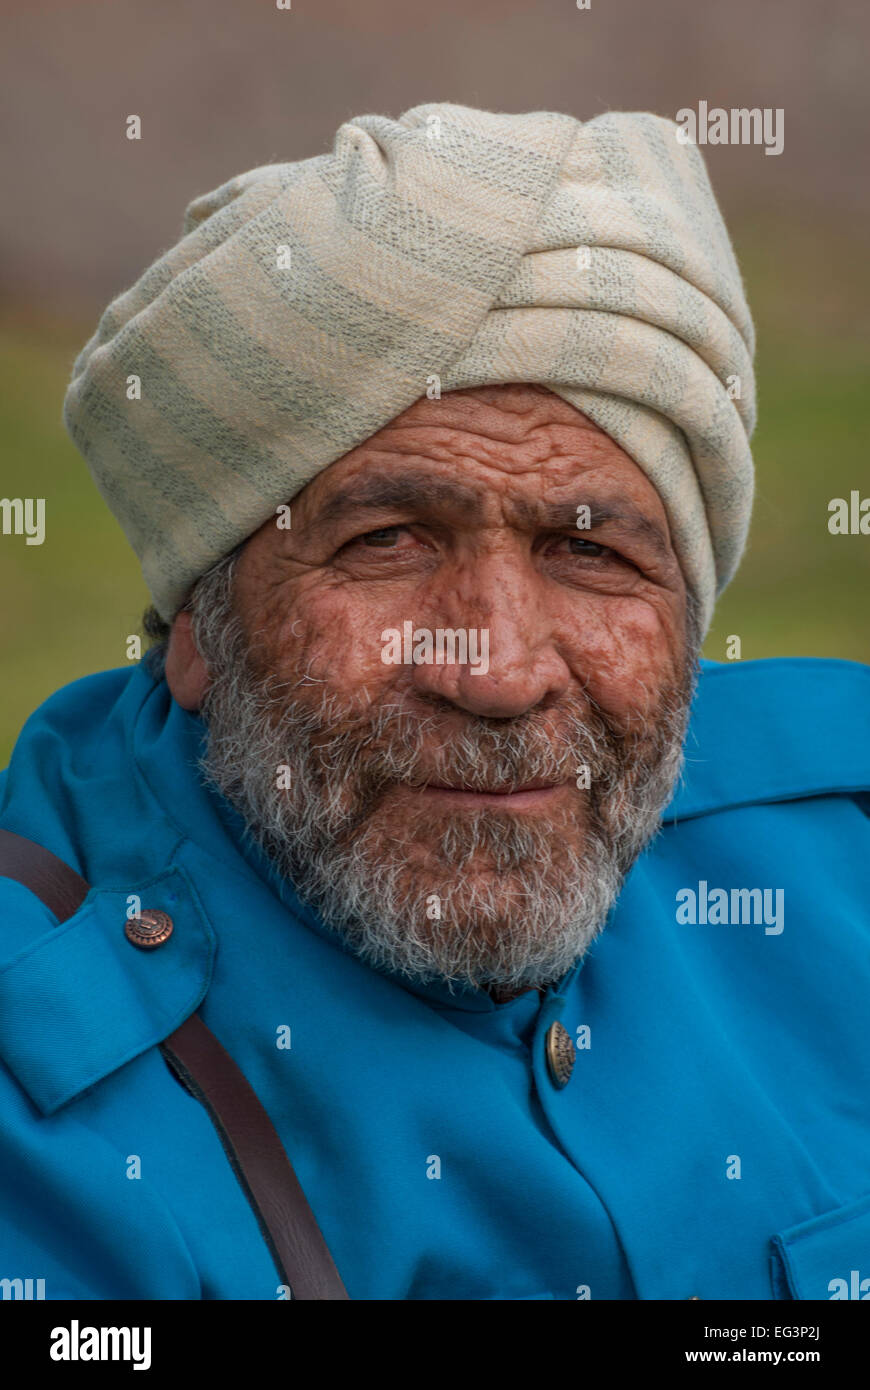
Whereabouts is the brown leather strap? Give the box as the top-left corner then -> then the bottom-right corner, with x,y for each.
160,1014 -> 348,1300
0,829 -> 91,923
0,828 -> 349,1301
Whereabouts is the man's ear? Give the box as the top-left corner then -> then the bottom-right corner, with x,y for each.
165,610 -> 210,711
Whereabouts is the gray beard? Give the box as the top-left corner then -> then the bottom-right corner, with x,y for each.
192,575 -> 695,995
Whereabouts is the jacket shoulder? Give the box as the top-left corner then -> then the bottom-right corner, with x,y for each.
0,861 -> 215,1116
666,656 -> 870,820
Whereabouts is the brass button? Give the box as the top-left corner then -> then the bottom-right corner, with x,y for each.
545,1021 -> 575,1089
125,909 -> 174,950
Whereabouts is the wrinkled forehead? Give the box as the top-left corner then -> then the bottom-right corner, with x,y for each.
288,384 -> 675,541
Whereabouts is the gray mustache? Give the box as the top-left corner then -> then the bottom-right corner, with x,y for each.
272,700 -> 631,795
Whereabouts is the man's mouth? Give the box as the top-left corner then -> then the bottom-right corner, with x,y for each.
412,780 -> 569,809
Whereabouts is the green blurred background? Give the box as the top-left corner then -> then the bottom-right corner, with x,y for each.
2,0 -> 868,766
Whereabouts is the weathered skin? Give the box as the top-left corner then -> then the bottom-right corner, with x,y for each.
168,383 -> 687,727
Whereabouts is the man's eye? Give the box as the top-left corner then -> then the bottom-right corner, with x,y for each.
359,526 -> 402,548
567,536 -> 609,557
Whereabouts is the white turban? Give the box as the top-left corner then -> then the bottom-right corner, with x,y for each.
63,102 -> 755,629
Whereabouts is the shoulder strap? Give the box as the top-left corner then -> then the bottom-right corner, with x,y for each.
0,828 -> 91,922
160,1015 -> 349,1299
0,828 -> 349,1301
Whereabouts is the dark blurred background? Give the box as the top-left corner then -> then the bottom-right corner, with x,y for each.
1,0 -> 868,761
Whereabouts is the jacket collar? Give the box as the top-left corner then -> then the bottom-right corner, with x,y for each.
665,656 -> 870,820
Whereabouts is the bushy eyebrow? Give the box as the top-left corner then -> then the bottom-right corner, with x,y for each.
312,471 -> 484,528
311,469 -> 671,560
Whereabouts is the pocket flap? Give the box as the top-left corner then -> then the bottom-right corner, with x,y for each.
771,1194 -> 870,1299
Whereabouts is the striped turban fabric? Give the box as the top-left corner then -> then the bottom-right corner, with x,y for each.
63,102 -> 755,629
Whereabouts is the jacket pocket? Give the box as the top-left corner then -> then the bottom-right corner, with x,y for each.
771,1193 -> 870,1299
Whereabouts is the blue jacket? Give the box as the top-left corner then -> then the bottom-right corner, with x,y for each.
0,657 -> 869,1301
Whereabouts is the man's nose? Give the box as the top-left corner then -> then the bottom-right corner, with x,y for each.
408,563 -> 573,719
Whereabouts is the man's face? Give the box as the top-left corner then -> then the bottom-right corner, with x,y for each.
184,384 -> 695,997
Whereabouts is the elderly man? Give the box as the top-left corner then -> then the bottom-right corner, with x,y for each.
0,103 -> 868,1304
